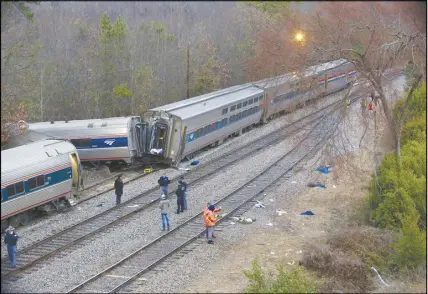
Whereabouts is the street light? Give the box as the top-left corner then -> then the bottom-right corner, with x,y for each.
295,32 -> 304,42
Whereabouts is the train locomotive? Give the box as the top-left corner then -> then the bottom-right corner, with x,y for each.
1,140 -> 82,230
8,116 -> 152,167
144,59 -> 356,165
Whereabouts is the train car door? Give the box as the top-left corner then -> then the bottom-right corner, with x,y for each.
69,153 -> 80,195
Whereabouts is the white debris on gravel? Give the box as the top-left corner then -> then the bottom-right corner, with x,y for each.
2,87 -> 351,259
2,127 -> 308,293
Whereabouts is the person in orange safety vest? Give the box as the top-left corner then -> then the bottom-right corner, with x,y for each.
204,204 -> 217,244
203,202 -> 221,239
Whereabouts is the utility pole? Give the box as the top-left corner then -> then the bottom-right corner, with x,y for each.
187,44 -> 190,99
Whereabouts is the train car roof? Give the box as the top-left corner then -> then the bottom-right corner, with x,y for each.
253,59 -> 350,89
29,116 -> 137,131
151,85 -> 264,120
1,139 -> 76,173
150,84 -> 251,113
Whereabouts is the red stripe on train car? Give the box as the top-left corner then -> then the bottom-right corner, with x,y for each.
1,164 -> 72,188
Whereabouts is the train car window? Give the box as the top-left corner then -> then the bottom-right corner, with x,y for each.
70,139 -> 81,147
243,101 -> 248,107
211,122 -> 217,131
259,95 -> 264,101
28,175 -> 45,190
217,120 -> 222,129
254,97 -> 259,103
237,103 -> 242,109
6,182 -> 24,198
200,127 -> 206,136
80,138 -> 92,147
204,125 -> 210,134
243,110 -> 248,117
230,105 -> 236,112
222,108 -> 228,115
222,118 -> 228,126
197,128 -> 203,137
248,99 -> 253,105
237,112 -> 242,120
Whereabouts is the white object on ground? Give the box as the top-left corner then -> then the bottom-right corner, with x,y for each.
229,222 -> 236,225
270,251 -> 275,255
276,210 -> 287,216
296,250 -> 303,254
150,148 -> 163,155
287,261 -> 295,265
371,267 -> 390,286
178,168 -> 191,171
291,181 -> 297,184
266,223 -> 273,226
333,185 -> 337,188
231,217 -> 240,221
254,200 -> 266,208
127,205 -> 139,208
269,199 -> 275,202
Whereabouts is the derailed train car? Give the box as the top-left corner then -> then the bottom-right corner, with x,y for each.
7,116 -> 151,166
143,59 -> 356,165
143,84 -> 265,163
1,140 -> 82,230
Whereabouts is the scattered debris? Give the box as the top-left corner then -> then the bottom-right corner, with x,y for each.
77,207 -> 82,210
263,193 -> 267,196
287,260 -> 295,265
231,217 -> 240,221
316,165 -> 334,174
296,250 -> 303,254
333,185 -> 337,188
178,167 -> 191,171
229,222 -> 236,225
269,199 -> 275,202
239,217 -> 256,224
215,213 -> 227,219
254,200 -> 266,208
300,210 -> 315,216
127,205 -> 139,208
266,223 -> 273,227
276,210 -> 287,216
371,267 -> 390,286
307,182 -> 326,188
270,251 -> 275,255
291,181 -> 297,184
190,160 -> 200,166
96,203 -> 103,207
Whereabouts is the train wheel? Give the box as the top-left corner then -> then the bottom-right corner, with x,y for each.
19,211 -> 33,226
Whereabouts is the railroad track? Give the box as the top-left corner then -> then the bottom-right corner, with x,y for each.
1,72 -> 402,279
66,98 -> 338,293
0,77 -> 395,280
0,93 -> 342,279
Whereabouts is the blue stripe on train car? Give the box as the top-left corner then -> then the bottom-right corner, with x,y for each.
1,167 -> 72,203
75,137 -> 129,149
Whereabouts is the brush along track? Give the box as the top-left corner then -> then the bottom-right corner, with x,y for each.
66,100 -> 338,294
0,83 -> 383,279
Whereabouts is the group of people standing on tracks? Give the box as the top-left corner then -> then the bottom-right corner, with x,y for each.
156,175 -> 221,244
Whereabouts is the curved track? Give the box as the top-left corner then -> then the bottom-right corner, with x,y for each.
1,73 -> 401,280
67,97 -> 338,293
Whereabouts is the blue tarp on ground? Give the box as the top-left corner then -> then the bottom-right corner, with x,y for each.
300,210 -> 315,216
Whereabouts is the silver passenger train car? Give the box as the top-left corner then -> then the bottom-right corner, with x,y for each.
1,140 -> 82,230
9,116 -> 149,166
144,59 -> 356,165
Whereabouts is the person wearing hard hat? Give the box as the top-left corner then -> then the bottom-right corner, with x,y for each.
203,202 -> 221,239
4,226 -> 19,269
204,205 -> 217,244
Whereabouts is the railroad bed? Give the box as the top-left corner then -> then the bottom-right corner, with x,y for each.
0,91 -> 349,280
66,98 -> 338,293
1,72 -> 403,281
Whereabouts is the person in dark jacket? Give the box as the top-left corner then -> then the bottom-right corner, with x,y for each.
114,174 -> 124,205
158,175 -> 171,197
175,184 -> 185,214
4,226 -> 19,269
178,176 -> 188,210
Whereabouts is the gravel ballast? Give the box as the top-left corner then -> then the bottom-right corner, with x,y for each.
3,123 -> 313,293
